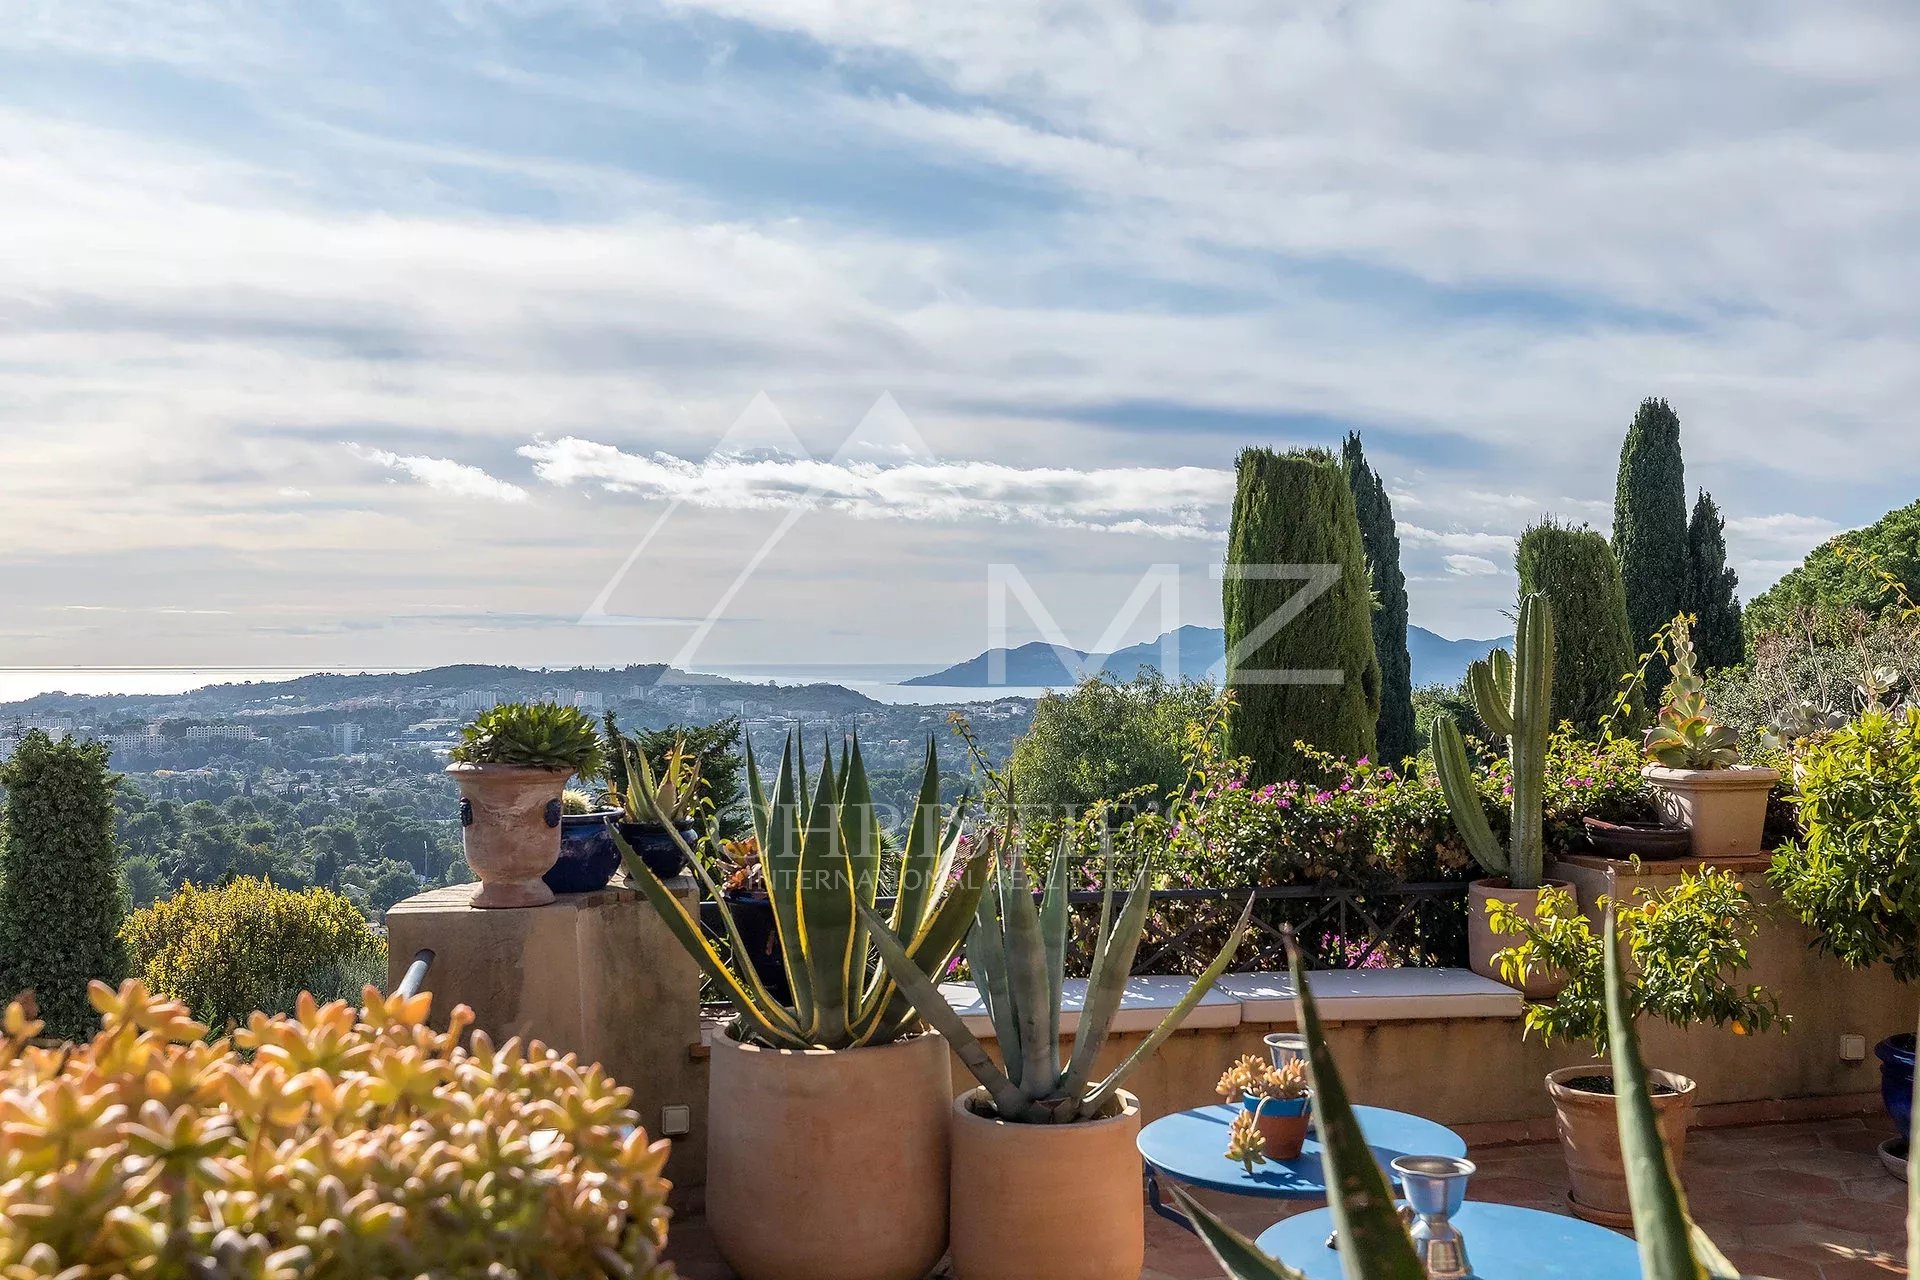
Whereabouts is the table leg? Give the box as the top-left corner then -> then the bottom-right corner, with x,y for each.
1143,1164 -> 1197,1235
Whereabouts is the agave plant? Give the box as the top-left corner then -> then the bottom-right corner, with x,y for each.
1173,912 -> 1855,1280
1644,614 -> 1742,770
450,702 -> 606,775
619,733 -> 986,1050
608,728 -> 706,825
1432,591 -> 1554,889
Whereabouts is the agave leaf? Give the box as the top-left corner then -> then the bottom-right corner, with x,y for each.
761,739 -> 815,1031
840,734 -> 881,999
1061,859 -> 1155,1102
1165,1183 -> 1308,1279
999,849 -> 1060,1096
856,898 -> 1039,1121
744,736 -> 770,850
1605,907 -> 1709,1280
853,848 -> 992,1044
1039,831 -> 1071,1063
888,738 -> 946,936
798,747 -> 854,1045
967,856 -> 1023,1081
1080,896 -> 1255,1120
1284,932 -> 1425,1280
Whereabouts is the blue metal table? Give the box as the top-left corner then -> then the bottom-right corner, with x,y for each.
1136,1104 -> 1466,1232
1256,1200 -> 1640,1279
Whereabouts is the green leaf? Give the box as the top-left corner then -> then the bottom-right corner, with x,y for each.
1165,1183 -> 1307,1280
798,746 -> 854,1045
1061,859 -> 1154,1103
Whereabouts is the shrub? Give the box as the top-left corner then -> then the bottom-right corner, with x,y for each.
1223,446 -> 1380,783
1769,707 -> 1920,979
121,877 -> 388,1028
1707,606 -> 1920,740
1489,868 -> 1782,1052
1009,672 -> 1218,817
0,980 -> 673,1278
0,731 -> 128,1040
1747,496 -> 1920,635
1515,520 -> 1637,733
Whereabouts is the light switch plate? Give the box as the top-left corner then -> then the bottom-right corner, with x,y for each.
661,1104 -> 693,1136
1840,1034 -> 1867,1063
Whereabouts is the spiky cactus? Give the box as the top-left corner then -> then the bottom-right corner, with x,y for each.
1432,592 -> 1555,889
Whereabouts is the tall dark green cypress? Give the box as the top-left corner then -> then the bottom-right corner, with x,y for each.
1612,397 -> 1688,672
1223,447 -> 1380,784
1515,520 -> 1637,735
1682,489 -> 1744,669
0,731 -> 129,1038
1341,432 -> 1415,766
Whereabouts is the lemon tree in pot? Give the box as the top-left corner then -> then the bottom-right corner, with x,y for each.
1433,592 -> 1574,996
446,702 -> 604,909
861,767 -> 1254,1280
1490,867 -> 1784,1225
620,732 -> 986,1280
1642,613 -> 1779,857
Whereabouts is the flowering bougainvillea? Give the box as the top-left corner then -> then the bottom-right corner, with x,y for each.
0,980 -> 674,1279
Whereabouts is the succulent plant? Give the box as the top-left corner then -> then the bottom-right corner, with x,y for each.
1171,917 -> 1806,1280
0,980 -> 673,1279
622,734 -> 987,1050
1433,591 -> 1555,889
1217,1054 -> 1307,1104
560,787 -> 599,815
450,701 -> 606,774
1643,614 -> 1742,769
1224,1110 -> 1268,1174
608,729 -> 705,826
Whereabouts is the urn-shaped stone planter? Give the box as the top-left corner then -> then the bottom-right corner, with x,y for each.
1547,1064 -> 1695,1224
1643,764 -> 1779,858
948,1087 -> 1143,1280
708,1029 -> 952,1280
447,762 -> 574,909
1468,877 -> 1573,998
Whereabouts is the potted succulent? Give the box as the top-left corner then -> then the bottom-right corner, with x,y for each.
1770,705 -> 1920,1150
1172,920 -> 1801,1280
1217,1054 -> 1311,1159
1490,868 -> 1783,1224
861,729 -> 1254,1280
547,787 -> 624,894
1433,592 -> 1574,996
1642,613 -> 1780,857
704,833 -> 791,1003
620,733 -> 984,1280
446,702 -> 604,909
606,721 -> 703,881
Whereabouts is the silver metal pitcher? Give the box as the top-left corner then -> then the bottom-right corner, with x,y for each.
1390,1154 -> 1476,1278
1263,1031 -> 1306,1070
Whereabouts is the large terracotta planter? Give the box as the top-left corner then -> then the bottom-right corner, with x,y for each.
447,763 -> 573,908
709,1029 -> 951,1280
949,1087 -> 1143,1280
1468,877 -> 1572,998
1547,1065 -> 1695,1224
1643,764 -> 1779,858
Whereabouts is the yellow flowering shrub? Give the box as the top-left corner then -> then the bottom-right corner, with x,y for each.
121,878 -> 387,1028
0,980 -> 674,1279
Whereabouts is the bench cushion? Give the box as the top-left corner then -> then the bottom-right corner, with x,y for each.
1217,967 -> 1523,1022
939,974 -> 1243,1040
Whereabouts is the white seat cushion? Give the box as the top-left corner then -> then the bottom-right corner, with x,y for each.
1217,967 -> 1523,1022
939,974 -> 1243,1040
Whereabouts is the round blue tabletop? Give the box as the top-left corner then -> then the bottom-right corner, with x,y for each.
1256,1201 -> 1640,1279
1136,1104 -> 1466,1199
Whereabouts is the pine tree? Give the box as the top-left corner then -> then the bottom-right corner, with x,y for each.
1612,397 -> 1689,672
1682,489 -> 1744,669
1341,432 -> 1416,766
0,731 -> 129,1039
1223,447 -> 1381,783
1515,520 -> 1637,735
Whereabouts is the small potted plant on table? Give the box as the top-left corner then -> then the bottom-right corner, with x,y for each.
546,787 -> 625,894
1217,1054 -> 1311,1160
1490,867 -> 1784,1224
1642,613 -> 1779,857
446,702 -> 604,909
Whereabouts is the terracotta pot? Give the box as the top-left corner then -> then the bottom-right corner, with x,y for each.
709,1030 -> 951,1280
1643,764 -> 1780,858
1468,878 -> 1573,998
949,1087 -> 1142,1280
1245,1095 -> 1311,1160
447,763 -> 573,908
1547,1065 -> 1695,1223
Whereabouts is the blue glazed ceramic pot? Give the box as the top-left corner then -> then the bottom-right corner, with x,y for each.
545,810 -> 622,894
1878,1033 -> 1915,1139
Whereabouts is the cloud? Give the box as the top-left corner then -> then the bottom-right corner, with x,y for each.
349,446 -> 528,504
1396,523 -> 1518,555
520,438 -> 1231,537
1444,554 -> 1500,577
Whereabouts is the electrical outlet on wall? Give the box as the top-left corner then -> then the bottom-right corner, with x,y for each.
661,1104 -> 692,1136
1840,1034 -> 1867,1063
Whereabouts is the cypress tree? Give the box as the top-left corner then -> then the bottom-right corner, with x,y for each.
1515,520 -> 1637,735
0,731 -> 129,1039
1341,432 -> 1416,766
1682,489 -> 1744,669
1612,397 -> 1689,673
1223,447 -> 1380,783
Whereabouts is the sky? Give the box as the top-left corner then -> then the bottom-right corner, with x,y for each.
2,1 -> 1916,678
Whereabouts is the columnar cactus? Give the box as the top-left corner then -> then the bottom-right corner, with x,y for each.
1432,592 -> 1555,889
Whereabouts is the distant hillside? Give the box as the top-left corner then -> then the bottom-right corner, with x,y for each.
905,625 -> 1510,689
